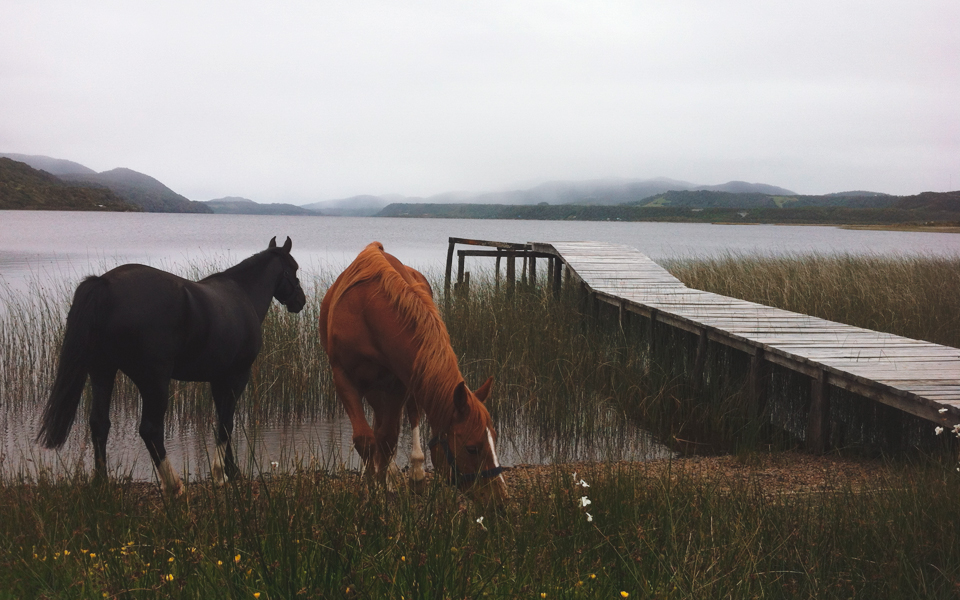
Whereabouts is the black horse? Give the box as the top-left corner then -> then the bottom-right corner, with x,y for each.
37,236 -> 306,495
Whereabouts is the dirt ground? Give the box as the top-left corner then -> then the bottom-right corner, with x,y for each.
505,452 -> 893,499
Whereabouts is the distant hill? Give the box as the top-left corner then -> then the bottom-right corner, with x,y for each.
0,157 -> 139,211
61,168 -> 212,213
205,197 -> 320,215
0,152 -> 97,176
696,181 -> 796,195
824,190 -> 893,198
634,190 -> 899,209
377,190 -> 960,225
895,191 -> 960,211
3,153 -> 211,213
301,195 -> 392,216
310,178 -> 797,214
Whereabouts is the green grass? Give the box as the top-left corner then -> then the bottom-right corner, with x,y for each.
3,458 -> 960,598
3,253 -> 960,597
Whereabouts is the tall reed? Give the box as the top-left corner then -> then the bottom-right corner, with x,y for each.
666,252 -> 960,348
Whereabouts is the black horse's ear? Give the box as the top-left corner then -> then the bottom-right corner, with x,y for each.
282,237 -> 292,253
268,236 -> 277,249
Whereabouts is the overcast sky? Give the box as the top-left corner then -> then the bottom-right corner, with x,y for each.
2,1 -> 958,203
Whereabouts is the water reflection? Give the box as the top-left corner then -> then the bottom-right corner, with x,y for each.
1,408 -> 672,483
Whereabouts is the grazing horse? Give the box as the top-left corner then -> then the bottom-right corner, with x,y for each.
37,237 -> 306,495
319,242 -> 508,504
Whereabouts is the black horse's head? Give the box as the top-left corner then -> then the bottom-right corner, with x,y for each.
268,236 -> 307,313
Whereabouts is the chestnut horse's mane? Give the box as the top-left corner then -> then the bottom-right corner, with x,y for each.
328,242 -> 485,432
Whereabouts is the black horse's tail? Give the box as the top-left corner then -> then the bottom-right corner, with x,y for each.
37,276 -> 105,449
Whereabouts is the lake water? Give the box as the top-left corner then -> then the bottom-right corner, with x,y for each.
3,210 -> 959,292
2,211 -> 958,484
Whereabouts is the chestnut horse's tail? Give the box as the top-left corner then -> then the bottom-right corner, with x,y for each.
37,276 -> 105,449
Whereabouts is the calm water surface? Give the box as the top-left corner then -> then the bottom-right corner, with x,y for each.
2,211 -> 958,482
3,210 -> 959,291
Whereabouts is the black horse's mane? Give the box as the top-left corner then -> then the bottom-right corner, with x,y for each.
203,248 -> 287,283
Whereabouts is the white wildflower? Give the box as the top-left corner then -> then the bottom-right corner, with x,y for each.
953,424 -> 960,435
579,479 -> 590,488
939,408 -> 948,414
935,427 -> 944,435
586,512 -> 593,523
476,516 -> 486,531
580,496 -> 592,507
270,461 -> 279,468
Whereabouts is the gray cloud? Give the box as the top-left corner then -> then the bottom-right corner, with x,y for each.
2,0 -> 957,202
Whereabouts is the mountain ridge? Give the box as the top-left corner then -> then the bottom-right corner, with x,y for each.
0,157 -> 140,212
205,196 -> 319,215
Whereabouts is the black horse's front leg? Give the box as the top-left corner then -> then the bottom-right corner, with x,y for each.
210,374 -> 248,484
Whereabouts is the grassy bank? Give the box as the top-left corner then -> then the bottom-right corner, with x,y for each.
4,253 -> 960,597
3,456 -> 960,598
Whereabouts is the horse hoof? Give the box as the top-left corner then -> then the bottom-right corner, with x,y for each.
163,481 -> 184,498
211,466 -> 227,486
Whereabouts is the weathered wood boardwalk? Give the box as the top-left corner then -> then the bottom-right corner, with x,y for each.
446,238 -> 960,451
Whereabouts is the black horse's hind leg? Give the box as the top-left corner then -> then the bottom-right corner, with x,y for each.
133,376 -> 181,496
88,366 -> 117,479
210,374 -> 248,484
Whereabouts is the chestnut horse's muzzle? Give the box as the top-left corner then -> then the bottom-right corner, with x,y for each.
428,435 -> 505,486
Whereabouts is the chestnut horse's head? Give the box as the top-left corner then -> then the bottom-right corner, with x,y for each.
429,376 -> 509,506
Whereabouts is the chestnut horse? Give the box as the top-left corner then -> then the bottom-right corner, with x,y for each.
319,242 -> 508,504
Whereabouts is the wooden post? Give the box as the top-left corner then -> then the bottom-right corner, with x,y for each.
618,300 -> 630,333
457,251 -> 466,286
807,369 -> 831,454
748,348 -> 770,422
529,255 -> 536,287
648,309 -> 659,357
444,239 -> 456,298
692,329 -> 708,396
552,258 -> 562,297
495,252 -> 502,292
506,253 -> 516,295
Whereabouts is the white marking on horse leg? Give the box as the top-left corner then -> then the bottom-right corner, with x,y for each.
157,457 -> 183,497
487,427 -> 507,486
409,424 -> 426,483
486,428 -> 501,468
211,441 -> 228,485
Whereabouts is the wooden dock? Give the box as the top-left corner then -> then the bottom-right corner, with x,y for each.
445,238 -> 960,451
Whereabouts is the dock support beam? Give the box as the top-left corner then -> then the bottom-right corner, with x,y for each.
552,258 -> 563,297
692,329 -> 709,396
444,240 -> 456,298
807,369 -> 831,453
748,348 -> 770,421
